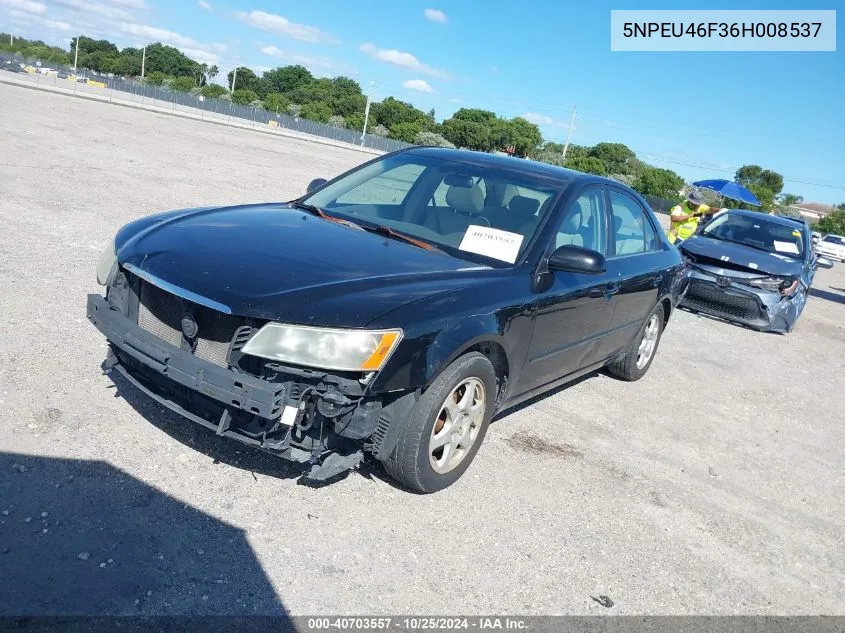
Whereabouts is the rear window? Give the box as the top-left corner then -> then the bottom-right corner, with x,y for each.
821,235 -> 845,245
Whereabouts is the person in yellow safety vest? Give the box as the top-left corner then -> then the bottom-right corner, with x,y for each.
667,190 -> 717,244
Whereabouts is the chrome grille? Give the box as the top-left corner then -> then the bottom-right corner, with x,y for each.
136,279 -> 245,368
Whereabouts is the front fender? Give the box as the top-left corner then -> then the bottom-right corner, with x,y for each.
368,300 -> 533,394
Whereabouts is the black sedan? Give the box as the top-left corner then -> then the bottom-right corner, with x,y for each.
87,147 -> 685,492
678,209 -> 833,333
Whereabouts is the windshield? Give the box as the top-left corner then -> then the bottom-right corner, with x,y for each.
701,213 -> 805,260
299,152 -> 570,266
821,235 -> 845,245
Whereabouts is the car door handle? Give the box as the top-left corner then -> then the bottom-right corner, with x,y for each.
604,282 -> 620,297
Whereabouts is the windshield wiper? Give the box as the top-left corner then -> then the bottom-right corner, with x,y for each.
360,223 -> 440,252
290,201 -> 365,230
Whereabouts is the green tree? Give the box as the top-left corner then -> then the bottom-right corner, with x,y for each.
263,92 -> 289,113
227,66 -> 261,93
372,97 -> 427,129
532,149 -> 568,168
566,155 -> 607,176
778,193 -> 804,207
735,164 -> 785,196
262,65 -> 313,94
816,210 -> 845,235
346,112 -> 364,132
390,121 -> 424,143
329,76 -> 366,117
231,88 -> 259,105
415,131 -> 455,148
287,103 -> 303,117
170,76 -> 196,92
452,108 -> 497,125
289,77 -> 333,106
200,83 -> 228,98
369,124 -> 390,137
144,71 -> 167,86
632,166 -> 685,199
300,101 -> 333,123
505,117 -> 543,157
590,142 -> 636,174
142,43 -> 201,78
207,65 -> 218,80
441,118 -> 490,151
328,115 -> 346,128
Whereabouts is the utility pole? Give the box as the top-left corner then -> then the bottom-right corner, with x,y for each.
360,80 -> 374,145
140,45 -> 146,79
72,34 -> 80,96
230,65 -> 238,92
562,105 -> 577,159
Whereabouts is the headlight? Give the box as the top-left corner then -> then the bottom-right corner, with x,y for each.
743,276 -> 798,296
95,240 -> 117,286
241,323 -> 403,372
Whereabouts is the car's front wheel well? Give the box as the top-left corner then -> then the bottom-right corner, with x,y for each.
465,341 -> 509,407
661,298 -> 672,323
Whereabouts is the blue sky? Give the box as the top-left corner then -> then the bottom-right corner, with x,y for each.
3,0 -> 843,203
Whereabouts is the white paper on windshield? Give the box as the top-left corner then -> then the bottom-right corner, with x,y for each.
773,240 -> 799,254
459,225 -> 524,263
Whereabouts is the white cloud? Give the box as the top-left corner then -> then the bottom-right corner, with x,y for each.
259,44 -> 333,69
403,79 -> 434,93
46,0 -> 136,21
522,112 -> 566,127
258,44 -> 356,77
7,8 -> 70,31
196,0 -> 211,9
423,8 -> 446,23
0,0 -> 46,14
359,42 -> 447,78
235,10 -> 335,43
118,23 -> 226,63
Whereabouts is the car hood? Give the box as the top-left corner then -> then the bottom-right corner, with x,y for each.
680,235 -> 803,277
115,203 -> 494,327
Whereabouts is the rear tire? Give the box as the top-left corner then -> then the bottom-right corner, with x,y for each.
380,352 -> 497,493
606,303 -> 665,381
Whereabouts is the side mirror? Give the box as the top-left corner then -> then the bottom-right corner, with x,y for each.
815,256 -> 834,270
547,245 -> 606,274
306,177 -> 327,193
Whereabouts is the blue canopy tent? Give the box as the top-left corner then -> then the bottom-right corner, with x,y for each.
691,179 -> 761,207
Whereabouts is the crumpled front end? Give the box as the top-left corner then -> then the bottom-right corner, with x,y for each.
679,264 -> 807,334
86,266 -> 409,483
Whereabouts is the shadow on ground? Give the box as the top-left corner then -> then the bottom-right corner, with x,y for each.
810,287 -> 845,306
0,451 -> 287,619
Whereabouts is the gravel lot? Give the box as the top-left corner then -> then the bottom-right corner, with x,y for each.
1,82 -> 844,617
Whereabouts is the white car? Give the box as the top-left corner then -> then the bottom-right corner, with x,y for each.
816,234 -> 845,262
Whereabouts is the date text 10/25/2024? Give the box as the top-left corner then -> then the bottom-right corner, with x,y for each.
306,617 -> 528,631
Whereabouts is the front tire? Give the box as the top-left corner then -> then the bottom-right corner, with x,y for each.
380,352 -> 497,493
606,303 -> 665,381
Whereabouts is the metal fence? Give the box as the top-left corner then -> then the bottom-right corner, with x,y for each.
642,194 -> 677,216
1,54 -> 414,154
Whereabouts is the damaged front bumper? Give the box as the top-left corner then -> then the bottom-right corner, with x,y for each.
678,267 -> 806,333
86,293 -> 398,481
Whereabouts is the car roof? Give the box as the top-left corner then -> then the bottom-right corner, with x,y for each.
403,146 -> 616,187
720,208 -> 808,229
